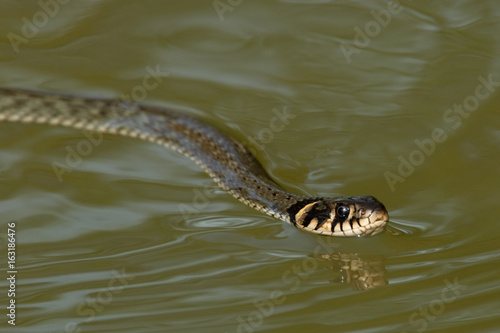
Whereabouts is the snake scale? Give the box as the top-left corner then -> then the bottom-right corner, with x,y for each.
0,88 -> 389,237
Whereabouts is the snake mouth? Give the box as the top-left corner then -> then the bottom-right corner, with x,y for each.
302,213 -> 388,237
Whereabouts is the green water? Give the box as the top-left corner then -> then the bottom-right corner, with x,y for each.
1,1 -> 500,332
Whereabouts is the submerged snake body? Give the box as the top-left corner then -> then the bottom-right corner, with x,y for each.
0,88 -> 389,237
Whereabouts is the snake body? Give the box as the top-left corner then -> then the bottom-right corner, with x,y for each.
0,88 -> 388,237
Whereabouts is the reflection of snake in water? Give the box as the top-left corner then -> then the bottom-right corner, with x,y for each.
325,253 -> 387,290
0,88 -> 389,237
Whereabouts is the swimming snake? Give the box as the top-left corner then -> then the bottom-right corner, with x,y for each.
0,88 -> 389,237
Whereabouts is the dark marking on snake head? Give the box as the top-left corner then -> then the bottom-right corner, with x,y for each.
311,203 -> 333,230
287,199 -> 319,226
288,200 -> 332,229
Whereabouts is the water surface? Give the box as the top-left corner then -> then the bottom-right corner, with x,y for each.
1,1 -> 500,332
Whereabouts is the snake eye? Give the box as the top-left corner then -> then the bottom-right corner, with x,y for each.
336,204 -> 350,219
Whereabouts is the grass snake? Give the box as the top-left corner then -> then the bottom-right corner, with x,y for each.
0,88 -> 389,237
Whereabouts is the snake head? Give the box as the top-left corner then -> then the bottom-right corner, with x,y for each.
290,195 -> 389,237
